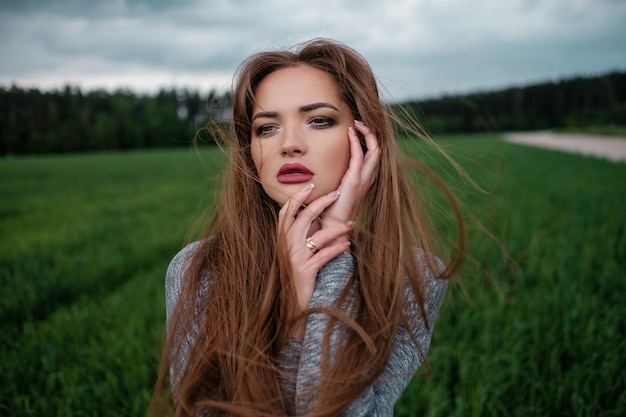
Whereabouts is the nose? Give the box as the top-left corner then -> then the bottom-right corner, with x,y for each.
280,127 -> 306,157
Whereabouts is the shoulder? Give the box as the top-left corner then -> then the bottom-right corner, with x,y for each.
166,241 -> 201,290
165,241 -> 202,320
412,247 -> 448,306
403,248 -> 448,326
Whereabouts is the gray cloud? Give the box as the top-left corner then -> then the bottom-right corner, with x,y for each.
1,0 -> 624,100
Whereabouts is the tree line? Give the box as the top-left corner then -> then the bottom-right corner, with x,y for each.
0,86 -> 229,155
397,71 -> 626,135
1,71 -> 625,154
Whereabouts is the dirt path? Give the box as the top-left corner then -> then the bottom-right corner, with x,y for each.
503,132 -> 626,163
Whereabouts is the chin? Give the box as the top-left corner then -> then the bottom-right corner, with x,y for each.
265,184 -> 334,207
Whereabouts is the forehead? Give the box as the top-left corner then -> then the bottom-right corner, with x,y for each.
253,65 -> 341,110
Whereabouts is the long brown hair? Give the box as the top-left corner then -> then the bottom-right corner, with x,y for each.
151,38 -> 464,417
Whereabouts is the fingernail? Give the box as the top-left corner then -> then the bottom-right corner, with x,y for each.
354,119 -> 364,125
326,190 -> 340,198
301,183 -> 314,192
343,240 -> 352,247
348,126 -> 354,134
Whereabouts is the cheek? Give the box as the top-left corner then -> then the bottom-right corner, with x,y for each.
324,140 -> 350,184
250,141 -> 265,176
334,140 -> 351,172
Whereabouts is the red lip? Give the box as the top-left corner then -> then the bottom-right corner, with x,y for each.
277,163 -> 314,184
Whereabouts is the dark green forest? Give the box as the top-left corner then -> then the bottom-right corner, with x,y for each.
1,71 -> 625,154
398,71 -> 626,134
0,87 -> 229,154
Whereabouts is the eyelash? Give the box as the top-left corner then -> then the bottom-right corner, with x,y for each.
309,116 -> 336,128
255,125 -> 278,137
254,117 -> 337,137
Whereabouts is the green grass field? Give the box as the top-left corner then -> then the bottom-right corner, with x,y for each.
1,135 -> 624,416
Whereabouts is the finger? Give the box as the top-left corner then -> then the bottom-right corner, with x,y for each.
308,213 -> 353,245
346,126 -> 365,177
353,120 -> 378,154
334,130 -> 378,193
305,240 -> 352,269
353,121 -> 380,182
294,190 -> 341,227
307,217 -> 321,237
278,183 -> 315,227
298,191 -> 353,250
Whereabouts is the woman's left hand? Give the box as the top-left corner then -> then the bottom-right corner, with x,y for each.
320,120 -> 381,238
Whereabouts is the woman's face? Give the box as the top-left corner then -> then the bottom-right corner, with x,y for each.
250,65 -> 353,206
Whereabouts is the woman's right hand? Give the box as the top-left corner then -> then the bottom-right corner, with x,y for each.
278,184 -> 352,338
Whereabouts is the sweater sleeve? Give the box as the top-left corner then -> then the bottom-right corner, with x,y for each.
295,251 -> 448,416
344,252 -> 448,416
165,241 -> 202,388
295,252 -> 357,413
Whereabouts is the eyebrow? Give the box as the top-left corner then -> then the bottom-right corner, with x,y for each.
300,102 -> 340,113
251,102 -> 340,122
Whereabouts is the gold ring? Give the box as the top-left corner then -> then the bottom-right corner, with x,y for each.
306,236 -> 318,254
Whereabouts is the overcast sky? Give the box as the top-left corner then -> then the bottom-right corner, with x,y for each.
1,0 -> 624,101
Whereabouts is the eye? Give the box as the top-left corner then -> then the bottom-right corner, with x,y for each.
309,116 -> 336,128
254,124 -> 278,137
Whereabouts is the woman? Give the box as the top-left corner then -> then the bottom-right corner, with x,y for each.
152,38 -> 462,416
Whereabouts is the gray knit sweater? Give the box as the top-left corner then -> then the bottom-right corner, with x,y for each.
165,241 -> 448,416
